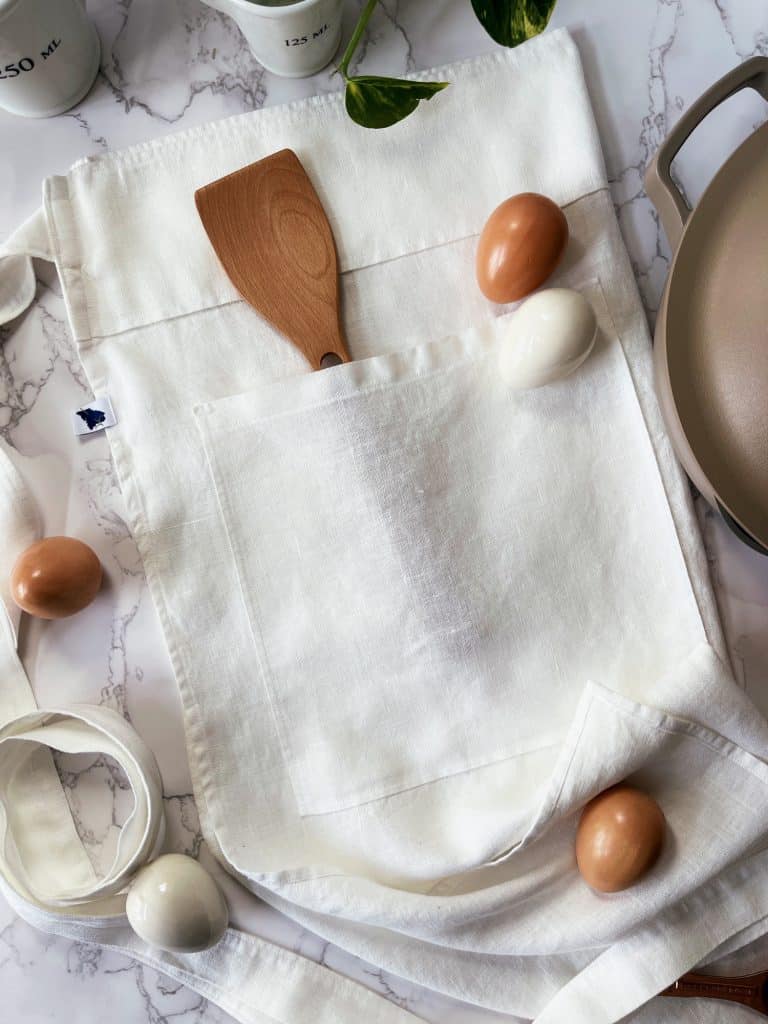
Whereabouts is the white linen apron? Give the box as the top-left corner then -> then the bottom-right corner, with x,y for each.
2,28 -> 768,1024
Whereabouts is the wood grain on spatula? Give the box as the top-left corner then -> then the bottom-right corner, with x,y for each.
662,969 -> 768,1016
195,149 -> 350,371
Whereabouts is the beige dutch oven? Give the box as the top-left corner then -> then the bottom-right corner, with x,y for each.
646,56 -> 768,554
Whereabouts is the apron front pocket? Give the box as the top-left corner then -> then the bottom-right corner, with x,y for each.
196,282 -> 705,818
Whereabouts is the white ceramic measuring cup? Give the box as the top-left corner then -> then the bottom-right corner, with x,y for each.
0,0 -> 100,118
201,0 -> 343,78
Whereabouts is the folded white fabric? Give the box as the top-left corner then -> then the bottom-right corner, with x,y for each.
2,25 -> 767,1024
196,285 -> 704,820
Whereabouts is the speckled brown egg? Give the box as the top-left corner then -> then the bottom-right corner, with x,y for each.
476,193 -> 569,303
575,784 -> 665,893
11,537 -> 102,619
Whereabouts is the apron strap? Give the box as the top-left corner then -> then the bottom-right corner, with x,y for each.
6,886 -> 423,1024
0,208 -> 53,325
0,440 -> 164,915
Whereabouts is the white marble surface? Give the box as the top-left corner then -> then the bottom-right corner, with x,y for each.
1,1 -> 768,1021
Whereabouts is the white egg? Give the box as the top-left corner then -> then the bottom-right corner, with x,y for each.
499,288 -> 598,389
126,854 -> 228,953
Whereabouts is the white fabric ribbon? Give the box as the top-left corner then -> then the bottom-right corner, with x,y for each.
0,706 -> 165,913
0,209 -> 51,327
0,434 -> 165,918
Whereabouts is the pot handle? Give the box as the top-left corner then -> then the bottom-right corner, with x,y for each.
645,56 -> 768,249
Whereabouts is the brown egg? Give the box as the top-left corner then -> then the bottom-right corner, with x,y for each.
476,193 -> 569,303
11,537 -> 102,619
575,784 -> 665,893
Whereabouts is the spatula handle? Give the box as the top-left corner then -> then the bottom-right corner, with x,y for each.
662,970 -> 768,1015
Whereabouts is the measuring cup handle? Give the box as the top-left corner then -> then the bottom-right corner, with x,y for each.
645,56 -> 768,249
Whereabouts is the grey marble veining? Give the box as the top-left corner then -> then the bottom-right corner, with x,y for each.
1,1 -> 768,1021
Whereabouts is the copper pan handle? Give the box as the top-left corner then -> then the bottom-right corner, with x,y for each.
645,56 -> 768,249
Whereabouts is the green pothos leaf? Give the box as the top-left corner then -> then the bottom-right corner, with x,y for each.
345,76 -> 449,130
471,0 -> 558,47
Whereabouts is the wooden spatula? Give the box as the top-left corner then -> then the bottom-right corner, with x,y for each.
195,149 -> 350,370
663,969 -> 768,1015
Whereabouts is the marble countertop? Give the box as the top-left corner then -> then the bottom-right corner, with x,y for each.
2,1 -> 768,1021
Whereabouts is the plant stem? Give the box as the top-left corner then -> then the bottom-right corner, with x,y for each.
337,0 -> 379,78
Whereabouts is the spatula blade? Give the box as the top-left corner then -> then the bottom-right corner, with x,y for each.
195,149 -> 350,371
